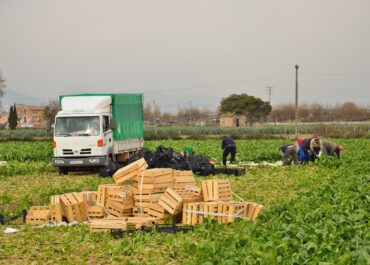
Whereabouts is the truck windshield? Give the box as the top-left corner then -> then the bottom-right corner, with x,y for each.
55,116 -> 100,137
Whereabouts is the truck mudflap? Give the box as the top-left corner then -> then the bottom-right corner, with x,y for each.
52,156 -> 108,168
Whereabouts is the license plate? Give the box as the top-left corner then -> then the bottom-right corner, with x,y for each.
70,160 -> 83,165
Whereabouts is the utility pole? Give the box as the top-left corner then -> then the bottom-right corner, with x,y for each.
295,64 -> 299,139
267,86 -> 273,104
189,101 -> 192,127
152,100 -> 157,135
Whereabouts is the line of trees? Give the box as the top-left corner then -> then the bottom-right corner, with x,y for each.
269,102 -> 370,123
145,99 -> 369,125
143,102 -> 213,125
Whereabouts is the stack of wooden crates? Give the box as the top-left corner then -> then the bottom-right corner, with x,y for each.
26,158 -> 263,232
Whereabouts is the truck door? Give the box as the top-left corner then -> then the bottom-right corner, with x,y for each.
103,115 -> 113,157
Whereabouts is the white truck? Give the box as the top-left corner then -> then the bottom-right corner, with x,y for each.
52,93 -> 144,174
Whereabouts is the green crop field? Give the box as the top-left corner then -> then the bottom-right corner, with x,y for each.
0,139 -> 369,264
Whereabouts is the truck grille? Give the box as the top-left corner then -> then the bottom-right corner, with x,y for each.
63,149 -> 74,155
80,148 -> 91,155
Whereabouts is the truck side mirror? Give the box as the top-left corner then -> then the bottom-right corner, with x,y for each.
110,118 -> 116,130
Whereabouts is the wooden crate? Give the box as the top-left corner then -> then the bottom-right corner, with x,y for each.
50,195 -> 63,223
245,202 -> 264,221
26,206 -> 50,225
87,205 -> 106,220
80,191 -> 98,206
126,217 -> 157,229
106,199 -> 133,217
113,158 -> 148,184
172,170 -> 195,188
182,203 -> 201,225
59,192 -> 88,222
134,168 -> 173,191
147,203 -> 170,219
159,188 -> 200,215
97,184 -> 119,206
133,206 -> 149,217
182,201 -> 263,225
97,184 -> 128,207
89,219 -> 127,233
201,179 -> 232,202
107,185 -> 135,204
134,190 -> 163,208
202,201 -> 219,221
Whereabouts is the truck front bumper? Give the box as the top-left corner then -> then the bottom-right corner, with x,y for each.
52,156 -> 108,168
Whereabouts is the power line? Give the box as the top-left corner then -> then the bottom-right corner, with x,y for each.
144,73 -> 293,94
301,72 -> 370,77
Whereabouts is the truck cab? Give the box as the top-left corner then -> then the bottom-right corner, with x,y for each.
52,94 -> 143,174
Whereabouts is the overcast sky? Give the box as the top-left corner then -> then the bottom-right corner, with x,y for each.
0,0 -> 369,112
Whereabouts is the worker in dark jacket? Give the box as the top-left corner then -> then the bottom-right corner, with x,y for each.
279,144 -> 298,165
323,140 -> 343,159
300,136 -> 323,161
221,136 -> 236,166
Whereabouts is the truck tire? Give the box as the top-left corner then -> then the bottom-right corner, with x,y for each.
99,161 -> 121,177
58,167 -> 68,175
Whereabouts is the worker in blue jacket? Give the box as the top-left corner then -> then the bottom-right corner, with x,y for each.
297,145 -> 310,163
221,136 -> 236,166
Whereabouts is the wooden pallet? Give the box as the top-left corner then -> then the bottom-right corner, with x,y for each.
89,219 -> 127,233
113,158 -> 148,184
105,199 -> 133,217
158,188 -> 200,215
59,192 -> 88,222
87,205 -> 106,220
26,206 -> 50,225
147,203 -> 170,219
201,179 -> 232,201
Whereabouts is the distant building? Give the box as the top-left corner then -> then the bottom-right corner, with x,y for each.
0,110 -> 8,127
220,114 -> 246,128
16,104 -> 46,128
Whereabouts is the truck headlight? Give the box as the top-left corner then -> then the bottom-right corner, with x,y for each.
88,158 -> 100,164
54,159 -> 65,164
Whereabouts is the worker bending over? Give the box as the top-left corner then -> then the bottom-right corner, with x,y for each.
299,136 -> 323,162
221,136 -> 236,166
323,140 -> 343,159
279,144 -> 298,165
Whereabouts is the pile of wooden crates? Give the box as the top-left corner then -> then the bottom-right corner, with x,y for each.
26,158 -> 263,232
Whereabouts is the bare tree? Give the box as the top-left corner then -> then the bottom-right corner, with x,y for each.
0,71 -> 6,110
143,102 -> 161,124
44,99 -> 59,131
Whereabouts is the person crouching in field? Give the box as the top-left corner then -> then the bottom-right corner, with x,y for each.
221,136 -> 236,166
298,136 -> 323,162
279,144 -> 298,165
323,140 -> 343,159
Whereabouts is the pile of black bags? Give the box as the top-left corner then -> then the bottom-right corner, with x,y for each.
100,145 -> 245,177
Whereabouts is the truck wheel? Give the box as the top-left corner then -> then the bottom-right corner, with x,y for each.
58,167 -> 68,175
